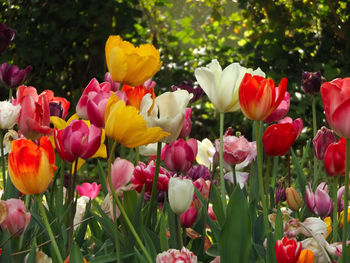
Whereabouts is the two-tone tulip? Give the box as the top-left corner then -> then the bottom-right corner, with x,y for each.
305,183 -> 333,218
275,237 -> 302,263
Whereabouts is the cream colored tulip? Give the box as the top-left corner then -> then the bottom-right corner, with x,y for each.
168,177 -> 194,215
194,59 -> 265,112
0,101 -> 21,130
140,90 -> 192,143
196,138 -> 216,169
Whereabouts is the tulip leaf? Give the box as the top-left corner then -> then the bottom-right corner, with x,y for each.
210,184 -> 226,227
274,208 -> 283,241
291,148 -> 307,199
266,233 -> 276,263
253,213 -> 265,245
159,214 -> 169,251
164,197 -> 177,248
69,242 -> 85,262
97,160 -> 108,194
26,239 -> 37,263
142,228 -> 158,259
219,186 -> 251,263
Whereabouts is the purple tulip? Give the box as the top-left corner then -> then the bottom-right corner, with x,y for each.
172,81 -> 204,103
313,126 -> 337,160
301,70 -> 322,95
275,182 -> 286,206
0,23 -> 16,54
187,164 -> 211,181
305,182 -> 334,218
0,63 -> 32,89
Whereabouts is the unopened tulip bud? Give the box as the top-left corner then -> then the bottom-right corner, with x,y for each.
275,182 -> 286,206
313,126 -> 337,160
168,177 -> 194,215
180,205 -> 198,228
286,187 -> 302,211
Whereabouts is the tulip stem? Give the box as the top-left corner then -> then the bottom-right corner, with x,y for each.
18,194 -> 30,250
8,88 -> 12,101
342,138 -> 350,261
0,130 -> 6,191
219,112 -> 226,211
312,97 -> 319,186
332,177 -> 338,242
35,194 -> 63,263
255,120 -> 269,236
175,214 -> 183,249
135,147 -> 140,165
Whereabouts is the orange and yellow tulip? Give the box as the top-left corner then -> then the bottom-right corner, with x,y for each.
8,136 -> 56,195
296,249 -> 314,263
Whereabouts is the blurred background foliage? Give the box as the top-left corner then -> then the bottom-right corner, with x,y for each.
1,0 -> 349,140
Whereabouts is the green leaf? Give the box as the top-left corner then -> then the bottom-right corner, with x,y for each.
97,160 -> 108,194
210,184 -> 225,227
69,242 -> 85,262
274,208 -> 283,241
266,233 -> 276,263
159,214 -> 169,251
26,240 -> 37,263
291,148 -> 307,199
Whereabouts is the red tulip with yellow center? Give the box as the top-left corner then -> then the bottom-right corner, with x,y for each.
8,136 -> 56,195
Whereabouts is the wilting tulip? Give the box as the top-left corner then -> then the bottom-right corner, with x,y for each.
108,158 -> 134,194
321,78 -> 350,138
0,23 -> 15,54
286,187 -> 302,211
301,70 -> 322,95
105,35 -> 162,86
156,247 -> 197,263
0,100 -> 21,129
76,78 -> 111,120
265,91 -> 290,123
192,178 -> 211,209
195,59 -> 265,112
105,94 -> 169,148
179,108 -> 192,138
323,138 -> 346,176
0,63 -> 32,89
180,205 -> 198,228
121,83 -> 155,110
76,182 -> 101,200
275,237 -> 302,263
172,81 -> 204,103
140,90 -> 192,143
8,136 -> 56,195
313,126 -> 337,160
0,199 -> 31,236
305,183 -> 333,218
163,138 -> 197,174
239,74 -> 287,120
42,90 -> 70,120
54,120 -> 101,162
2,129 -> 18,155
168,177 -> 194,215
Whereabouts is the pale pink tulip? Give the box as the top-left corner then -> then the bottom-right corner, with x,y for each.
156,247 -> 197,263
108,158 -> 135,193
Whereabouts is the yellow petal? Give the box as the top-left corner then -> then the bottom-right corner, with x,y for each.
50,116 -> 68,129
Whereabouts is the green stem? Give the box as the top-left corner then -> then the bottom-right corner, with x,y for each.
18,195 -> 30,250
332,178 -> 338,243
255,120 -> 269,236
135,147 -> 140,165
175,214 -> 183,249
312,97 -> 319,186
342,138 -> 350,261
112,196 -> 120,263
219,112 -> 226,211
35,194 -> 63,263
0,130 -> 6,190
8,88 -> 13,101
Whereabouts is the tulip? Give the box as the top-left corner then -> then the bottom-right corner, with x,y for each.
0,23 -> 15,54
105,35 -> 162,86
195,59 -> 265,112
305,183 -> 333,218
104,72 -> 120,91
23,250 -> 52,263
87,91 -> 111,128
192,178 -> 211,209
156,247 -> 197,263
0,201 -> 6,224
313,126 -> 337,160
275,182 -> 286,205
163,138 -> 197,174
42,90 -> 70,120
239,73 -> 288,120
76,78 -> 111,120
172,81 -> 204,103
278,117 -> 304,138
54,119 -> 102,162
0,100 -> 21,129
196,138 -> 217,169
301,70 -> 322,95
275,237 -> 302,263
0,63 -> 32,89
0,199 -> 31,236
187,164 -> 211,181
168,177 -> 194,215
121,83 -> 155,110
8,136 -> 56,195
338,186 -> 345,211
108,157 -> 134,194
140,90 -> 192,143
323,138 -> 346,176
179,108 -> 192,138
265,91 -> 290,123
76,182 -> 101,200
16,86 -> 52,140
180,205 -> 198,228
321,78 -> 350,138
286,187 -> 302,211
105,94 -> 169,148
2,129 -> 18,155
296,249 -> 314,263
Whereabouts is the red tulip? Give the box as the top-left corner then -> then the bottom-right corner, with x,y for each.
278,117 -> 303,138
321,78 -> 350,138
239,73 -> 287,120
323,138 -> 346,176
121,83 -> 155,110
275,237 -> 302,263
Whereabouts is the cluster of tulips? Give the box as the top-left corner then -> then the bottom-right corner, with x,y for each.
1,22 -> 350,263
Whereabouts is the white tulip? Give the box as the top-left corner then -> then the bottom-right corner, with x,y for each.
168,177 -> 194,215
194,59 -> 265,112
0,101 -> 21,130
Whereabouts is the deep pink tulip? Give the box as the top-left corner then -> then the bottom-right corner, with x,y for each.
163,138 -> 197,174
87,91 -> 111,128
278,117 -> 303,138
180,205 -> 198,228
0,63 -> 32,89
54,120 -> 101,162
16,85 -> 52,140
76,182 -> 101,200
76,78 -> 111,119
108,158 -> 134,193
323,138 -> 346,176
313,126 -> 337,160
104,72 -> 120,92
265,91 -> 290,123
305,182 -> 333,218
179,108 -> 192,138
1,199 -> 31,236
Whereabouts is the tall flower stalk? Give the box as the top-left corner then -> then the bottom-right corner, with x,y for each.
342,138 -> 350,261
219,112 -> 226,210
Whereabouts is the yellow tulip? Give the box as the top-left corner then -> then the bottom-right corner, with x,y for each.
105,35 -> 162,86
105,94 -> 169,148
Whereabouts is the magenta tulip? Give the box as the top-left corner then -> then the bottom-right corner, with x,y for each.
305,182 -> 333,218
104,72 -> 120,92
76,182 -> 101,200
87,91 -> 111,128
179,108 -> 192,138
0,63 -> 32,89
1,199 -> 31,236
265,91 -> 290,123
108,158 -> 135,193
180,205 -> 198,228
313,126 -> 337,160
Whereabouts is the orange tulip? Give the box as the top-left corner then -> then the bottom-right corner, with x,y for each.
8,136 -> 56,195
296,249 -> 314,263
239,73 -> 287,120
121,84 -> 155,110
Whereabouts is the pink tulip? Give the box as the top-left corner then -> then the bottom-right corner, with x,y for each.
264,91 -> 290,123
87,91 -> 111,128
338,186 -> 345,211
163,138 -> 197,174
313,126 -> 337,160
104,72 -> 120,92
76,78 -> 111,119
180,205 -> 198,228
278,117 -> 303,138
305,182 -> 333,218
54,120 -> 101,161
16,85 -> 52,140
108,158 -> 134,193
76,182 -> 101,200
179,108 -> 192,138
156,247 -> 197,263
1,199 -> 31,236
193,178 -> 211,210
